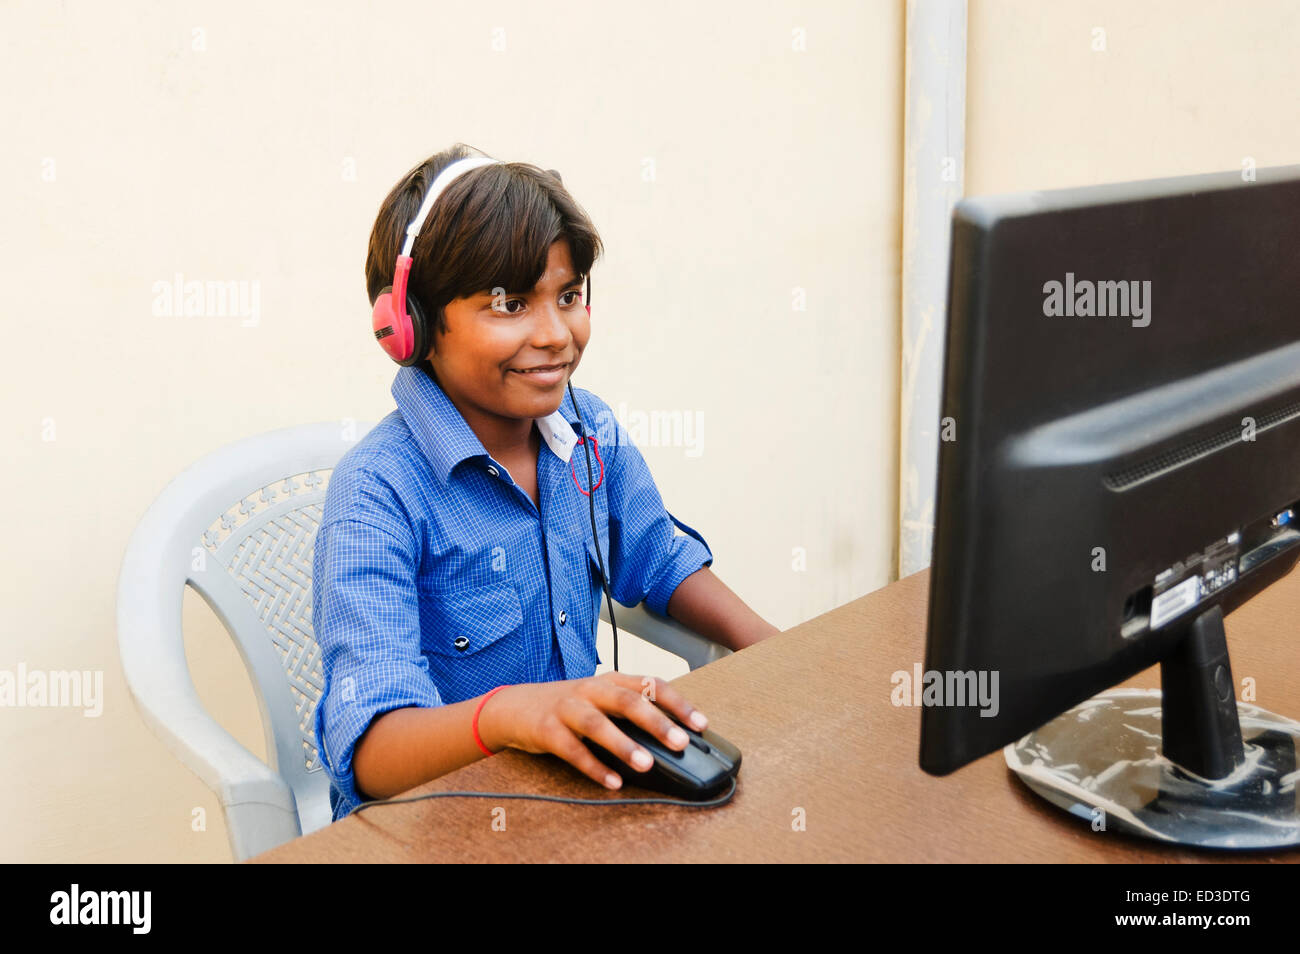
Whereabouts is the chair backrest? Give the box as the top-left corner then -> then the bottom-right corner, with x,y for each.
120,421 -> 375,841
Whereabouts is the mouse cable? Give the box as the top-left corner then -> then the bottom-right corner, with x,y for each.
343,776 -> 737,820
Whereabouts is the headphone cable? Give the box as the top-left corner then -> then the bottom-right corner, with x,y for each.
567,378 -> 618,672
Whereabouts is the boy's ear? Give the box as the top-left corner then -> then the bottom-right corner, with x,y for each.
546,168 -> 563,184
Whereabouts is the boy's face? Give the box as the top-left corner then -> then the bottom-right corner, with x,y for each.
428,238 -> 590,436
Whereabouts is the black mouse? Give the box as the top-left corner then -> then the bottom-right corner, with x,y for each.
582,712 -> 742,800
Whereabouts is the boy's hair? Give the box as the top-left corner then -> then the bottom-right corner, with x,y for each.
365,143 -> 604,379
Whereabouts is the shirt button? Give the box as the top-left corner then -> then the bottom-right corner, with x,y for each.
454,635 -> 470,651
559,610 -> 567,625
487,465 -> 499,477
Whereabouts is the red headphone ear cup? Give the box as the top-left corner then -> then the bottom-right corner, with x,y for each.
372,286 -> 413,363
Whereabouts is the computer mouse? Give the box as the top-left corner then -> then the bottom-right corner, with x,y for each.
582,712 -> 742,800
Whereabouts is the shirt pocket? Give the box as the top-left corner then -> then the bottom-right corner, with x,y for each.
423,581 -> 525,656
420,581 -> 531,700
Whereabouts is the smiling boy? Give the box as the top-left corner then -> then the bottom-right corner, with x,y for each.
312,143 -> 780,821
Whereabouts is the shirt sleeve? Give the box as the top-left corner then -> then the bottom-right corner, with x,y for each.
312,514 -> 443,810
589,398 -> 714,619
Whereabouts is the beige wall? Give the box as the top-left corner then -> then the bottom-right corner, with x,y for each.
966,0 -> 1300,194
3,1 -> 903,861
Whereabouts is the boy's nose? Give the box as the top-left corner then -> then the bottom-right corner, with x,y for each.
531,301 -> 572,346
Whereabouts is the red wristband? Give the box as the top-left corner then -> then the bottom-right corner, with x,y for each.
473,684 -> 511,756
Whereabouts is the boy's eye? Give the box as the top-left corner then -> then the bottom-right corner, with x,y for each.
497,291 -> 582,314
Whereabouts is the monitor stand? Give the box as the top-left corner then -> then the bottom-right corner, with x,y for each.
1004,603 -> 1300,849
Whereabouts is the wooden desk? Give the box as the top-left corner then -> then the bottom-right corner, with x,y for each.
253,567 -> 1300,863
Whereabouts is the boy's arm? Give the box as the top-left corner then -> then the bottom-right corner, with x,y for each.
351,700 -> 495,800
313,514 -> 448,804
665,566 -> 782,652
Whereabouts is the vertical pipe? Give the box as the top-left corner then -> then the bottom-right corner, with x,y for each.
900,0 -> 967,577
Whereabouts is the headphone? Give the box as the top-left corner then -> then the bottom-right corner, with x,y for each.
371,155 -> 621,671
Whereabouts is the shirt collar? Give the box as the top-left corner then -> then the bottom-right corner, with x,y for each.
392,365 -> 581,488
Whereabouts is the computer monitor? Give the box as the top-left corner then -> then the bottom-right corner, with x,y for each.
919,164 -> 1300,848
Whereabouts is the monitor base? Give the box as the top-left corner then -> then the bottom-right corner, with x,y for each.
1004,688 -> 1300,849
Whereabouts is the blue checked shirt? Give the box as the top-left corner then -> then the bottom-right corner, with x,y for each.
312,365 -> 714,820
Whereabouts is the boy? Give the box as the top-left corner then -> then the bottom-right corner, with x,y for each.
313,142 -> 781,821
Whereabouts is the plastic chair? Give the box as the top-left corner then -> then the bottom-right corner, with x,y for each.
116,421 -> 731,862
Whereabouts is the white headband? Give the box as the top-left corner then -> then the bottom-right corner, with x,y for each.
400,156 -> 503,258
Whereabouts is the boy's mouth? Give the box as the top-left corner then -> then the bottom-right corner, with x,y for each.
509,360 -> 571,386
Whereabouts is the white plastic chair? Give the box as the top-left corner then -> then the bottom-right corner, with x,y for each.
116,421 -> 731,862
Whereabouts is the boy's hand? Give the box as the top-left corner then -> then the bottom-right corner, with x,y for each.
476,672 -> 709,790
